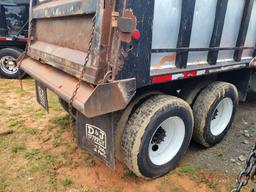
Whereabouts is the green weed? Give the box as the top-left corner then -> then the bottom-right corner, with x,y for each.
60,177 -> 72,188
7,118 -> 24,128
179,165 -> 198,178
50,115 -> 69,129
24,149 -> 40,159
11,143 -> 26,153
28,163 -> 43,173
25,128 -> 38,135
120,170 -> 137,180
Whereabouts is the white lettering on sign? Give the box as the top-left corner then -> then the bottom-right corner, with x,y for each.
85,124 -> 107,158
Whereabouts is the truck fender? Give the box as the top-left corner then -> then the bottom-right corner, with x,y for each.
115,90 -> 162,161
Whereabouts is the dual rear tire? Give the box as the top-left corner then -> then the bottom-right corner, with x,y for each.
120,82 -> 238,178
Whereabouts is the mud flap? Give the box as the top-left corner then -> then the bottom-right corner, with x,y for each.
76,112 -> 115,168
35,81 -> 49,112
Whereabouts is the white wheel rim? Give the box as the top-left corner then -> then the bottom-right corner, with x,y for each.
148,116 -> 185,166
210,98 -> 233,136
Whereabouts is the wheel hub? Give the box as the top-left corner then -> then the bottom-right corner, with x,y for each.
210,98 -> 233,136
151,127 -> 166,145
212,109 -> 219,120
148,116 -> 186,166
0,56 -> 18,74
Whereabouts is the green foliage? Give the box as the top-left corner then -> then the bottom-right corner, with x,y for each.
60,177 -> 72,188
24,149 -> 40,159
50,115 -> 69,129
11,143 -> 26,153
179,165 -> 198,177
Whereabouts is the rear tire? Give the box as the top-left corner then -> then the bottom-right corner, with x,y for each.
121,95 -> 193,178
193,82 -> 239,147
0,48 -> 25,79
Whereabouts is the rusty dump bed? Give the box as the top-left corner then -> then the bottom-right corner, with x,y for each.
25,0 -> 102,84
21,0 -> 256,117
21,0 -> 137,118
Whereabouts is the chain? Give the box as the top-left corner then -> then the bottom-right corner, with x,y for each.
17,19 -> 33,90
68,15 -> 96,127
231,143 -> 256,192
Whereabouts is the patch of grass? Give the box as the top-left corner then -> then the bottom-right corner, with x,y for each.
25,128 -> 38,135
43,152 -> 71,170
178,165 -> 198,178
83,153 -> 96,167
52,138 -> 63,148
7,118 -> 24,128
28,163 -> 43,173
15,89 -> 30,97
48,96 -> 62,111
206,180 -> 216,189
218,152 -> 225,161
50,115 -> 69,129
11,143 -> 26,153
48,172 -> 57,191
60,177 -> 72,188
120,170 -> 137,180
33,109 -> 46,119
24,149 -> 40,159
0,138 -> 5,147
0,110 -> 8,116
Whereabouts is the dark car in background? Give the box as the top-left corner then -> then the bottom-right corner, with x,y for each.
0,0 -> 29,79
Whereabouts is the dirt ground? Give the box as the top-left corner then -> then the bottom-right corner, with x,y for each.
0,78 -> 255,192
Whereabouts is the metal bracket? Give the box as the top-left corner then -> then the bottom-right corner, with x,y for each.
112,12 -> 120,27
118,17 -> 133,33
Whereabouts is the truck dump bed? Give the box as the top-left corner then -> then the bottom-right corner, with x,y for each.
21,0 -> 256,118
25,0 -> 104,84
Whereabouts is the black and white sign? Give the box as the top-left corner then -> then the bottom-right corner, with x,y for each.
35,81 -> 49,112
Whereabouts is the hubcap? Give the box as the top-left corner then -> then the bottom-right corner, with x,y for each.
149,116 -> 185,166
210,98 -> 233,136
0,56 -> 18,75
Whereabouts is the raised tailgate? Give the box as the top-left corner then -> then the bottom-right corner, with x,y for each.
26,0 -> 107,85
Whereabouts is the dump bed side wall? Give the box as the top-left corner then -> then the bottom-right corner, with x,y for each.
115,0 -> 255,88
151,0 -> 256,70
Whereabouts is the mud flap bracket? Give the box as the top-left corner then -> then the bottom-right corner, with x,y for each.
76,112 -> 115,168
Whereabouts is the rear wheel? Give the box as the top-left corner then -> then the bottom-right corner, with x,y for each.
0,48 -> 25,79
121,95 -> 193,178
193,82 -> 239,147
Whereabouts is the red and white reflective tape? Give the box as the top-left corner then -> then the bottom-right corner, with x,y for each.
152,64 -> 247,84
0,37 -> 12,41
0,37 -> 28,42
152,70 -> 206,84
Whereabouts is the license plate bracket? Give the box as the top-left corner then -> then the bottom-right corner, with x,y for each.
35,81 -> 49,112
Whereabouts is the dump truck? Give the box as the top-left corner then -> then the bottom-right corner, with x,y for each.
20,0 -> 256,178
0,0 -> 29,79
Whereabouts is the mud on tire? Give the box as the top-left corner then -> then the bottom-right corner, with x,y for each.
121,95 -> 194,178
193,82 -> 239,147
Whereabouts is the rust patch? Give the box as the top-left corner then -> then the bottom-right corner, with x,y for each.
153,53 -> 176,68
